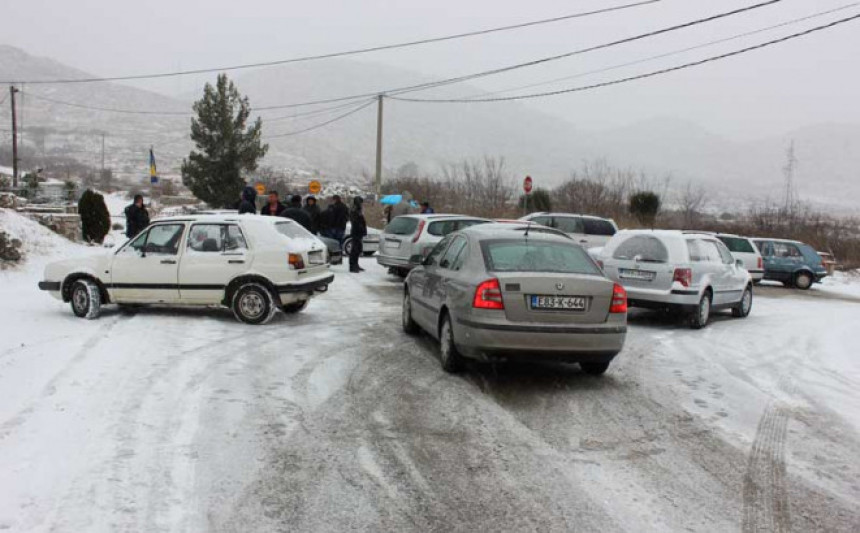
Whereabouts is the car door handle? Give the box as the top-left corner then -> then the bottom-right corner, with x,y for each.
228,260 -> 245,264
160,259 -> 177,265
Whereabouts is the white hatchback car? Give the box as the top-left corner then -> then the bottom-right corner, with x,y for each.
519,212 -> 618,248
599,230 -> 753,328
376,214 -> 489,276
38,214 -> 334,324
714,233 -> 764,282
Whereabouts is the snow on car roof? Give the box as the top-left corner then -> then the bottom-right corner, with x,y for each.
524,212 -> 615,221
153,214 -> 296,225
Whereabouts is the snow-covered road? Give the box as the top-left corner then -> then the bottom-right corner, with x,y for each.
1,218 -> 859,532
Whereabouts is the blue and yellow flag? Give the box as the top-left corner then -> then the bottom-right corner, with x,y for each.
149,148 -> 158,184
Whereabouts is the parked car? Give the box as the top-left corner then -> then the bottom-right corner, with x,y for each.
377,214 -> 490,276
519,212 -> 618,248
752,238 -> 828,289
598,230 -> 753,328
818,251 -> 838,276
402,225 -> 627,375
343,223 -> 381,258
714,233 -> 764,283
317,235 -> 343,265
38,214 -> 334,324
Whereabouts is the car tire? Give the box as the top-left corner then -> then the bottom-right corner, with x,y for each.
282,300 -> 309,314
342,238 -> 353,257
232,283 -> 275,325
794,271 -> 813,290
402,291 -> 419,334
580,362 -> 610,376
439,314 -> 463,373
689,291 -> 712,329
70,279 -> 101,320
732,285 -> 753,318
363,251 -> 375,257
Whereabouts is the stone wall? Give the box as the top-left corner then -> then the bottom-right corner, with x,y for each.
23,212 -> 82,242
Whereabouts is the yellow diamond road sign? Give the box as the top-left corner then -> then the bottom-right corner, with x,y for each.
309,180 -> 322,195
254,182 -> 266,195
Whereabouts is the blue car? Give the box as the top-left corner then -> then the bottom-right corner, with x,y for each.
752,238 -> 827,290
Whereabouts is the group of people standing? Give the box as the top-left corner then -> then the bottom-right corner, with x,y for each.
239,186 -> 367,273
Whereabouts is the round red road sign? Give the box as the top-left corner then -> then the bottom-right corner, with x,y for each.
523,176 -> 533,194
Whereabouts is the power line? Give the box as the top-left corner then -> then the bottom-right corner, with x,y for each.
13,1 -> 782,116
261,99 -> 378,123
22,92 -> 190,116
388,12 -> 860,103
264,99 -> 376,139
0,1 -> 661,86
455,1 -> 860,100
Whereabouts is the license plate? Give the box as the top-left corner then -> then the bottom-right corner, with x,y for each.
619,268 -> 655,281
385,239 -> 401,249
530,295 -> 587,311
308,251 -> 324,265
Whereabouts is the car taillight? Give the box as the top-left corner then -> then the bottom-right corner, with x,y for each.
288,253 -> 305,270
673,268 -> 692,287
473,278 -> 504,309
412,220 -> 426,243
757,257 -> 763,269
609,283 -> 627,314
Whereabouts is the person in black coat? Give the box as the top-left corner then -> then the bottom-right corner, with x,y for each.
124,195 -> 150,239
349,196 -> 368,273
330,195 -> 350,243
260,191 -> 287,216
283,195 -> 313,232
303,196 -> 322,234
238,186 -> 257,214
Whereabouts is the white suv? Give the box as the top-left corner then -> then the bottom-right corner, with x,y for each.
376,214 -> 489,276
519,212 -> 618,248
38,214 -> 334,324
599,230 -> 753,328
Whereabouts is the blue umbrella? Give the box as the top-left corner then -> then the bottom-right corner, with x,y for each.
380,194 -> 402,205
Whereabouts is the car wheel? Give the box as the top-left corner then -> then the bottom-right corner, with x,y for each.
580,362 -> 610,376
732,285 -> 753,318
282,300 -> 309,314
794,271 -> 813,290
70,279 -> 102,320
439,314 -> 463,373
363,251 -> 375,257
343,238 -> 353,257
232,283 -> 275,325
402,291 -> 419,334
689,291 -> 712,329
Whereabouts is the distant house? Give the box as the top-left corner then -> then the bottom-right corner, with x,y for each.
38,179 -> 72,203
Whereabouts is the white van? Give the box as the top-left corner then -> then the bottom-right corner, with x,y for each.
519,213 -> 618,248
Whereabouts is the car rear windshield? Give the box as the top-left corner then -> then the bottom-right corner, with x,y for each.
384,217 -> 419,235
275,221 -> 314,239
482,240 -> 601,275
612,235 -> 669,263
427,218 -> 488,236
583,218 -> 616,236
717,236 -> 755,253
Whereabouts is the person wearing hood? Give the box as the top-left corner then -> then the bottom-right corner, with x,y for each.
391,190 -> 418,218
348,196 -> 368,273
284,194 -> 313,231
124,194 -> 150,239
329,195 -> 350,243
303,195 -> 322,234
238,186 -> 257,214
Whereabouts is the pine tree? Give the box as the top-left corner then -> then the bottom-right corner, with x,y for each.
181,74 -> 268,208
629,191 -> 662,228
78,189 -> 111,243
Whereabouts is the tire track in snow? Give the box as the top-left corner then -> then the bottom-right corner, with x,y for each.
742,401 -> 792,533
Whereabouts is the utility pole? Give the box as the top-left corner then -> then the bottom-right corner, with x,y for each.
374,94 -> 384,197
10,85 -> 19,188
101,133 -> 105,176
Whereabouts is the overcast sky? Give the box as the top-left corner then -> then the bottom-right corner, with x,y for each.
4,0 -> 860,139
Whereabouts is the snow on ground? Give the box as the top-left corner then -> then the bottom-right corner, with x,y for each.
814,270 -> 860,299
0,222 -> 858,531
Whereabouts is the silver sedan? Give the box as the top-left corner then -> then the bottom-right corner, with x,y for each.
402,226 -> 628,375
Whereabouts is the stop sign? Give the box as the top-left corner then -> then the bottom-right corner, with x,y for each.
523,176 -> 533,194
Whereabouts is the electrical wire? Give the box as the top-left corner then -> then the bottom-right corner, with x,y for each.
0,1 -> 661,85
264,99 -> 376,139
12,1 -> 783,115
455,1 -> 860,100
21,92 -> 190,116
261,98 -> 378,122
388,12 -> 860,103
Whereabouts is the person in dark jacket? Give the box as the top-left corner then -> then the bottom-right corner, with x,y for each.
349,196 -> 368,273
260,191 -> 286,216
303,195 -> 322,234
318,205 -> 334,238
238,186 -> 257,214
124,194 -> 150,239
330,195 -> 350,243
420,201 -> 435,214
284,195 -> 313,231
